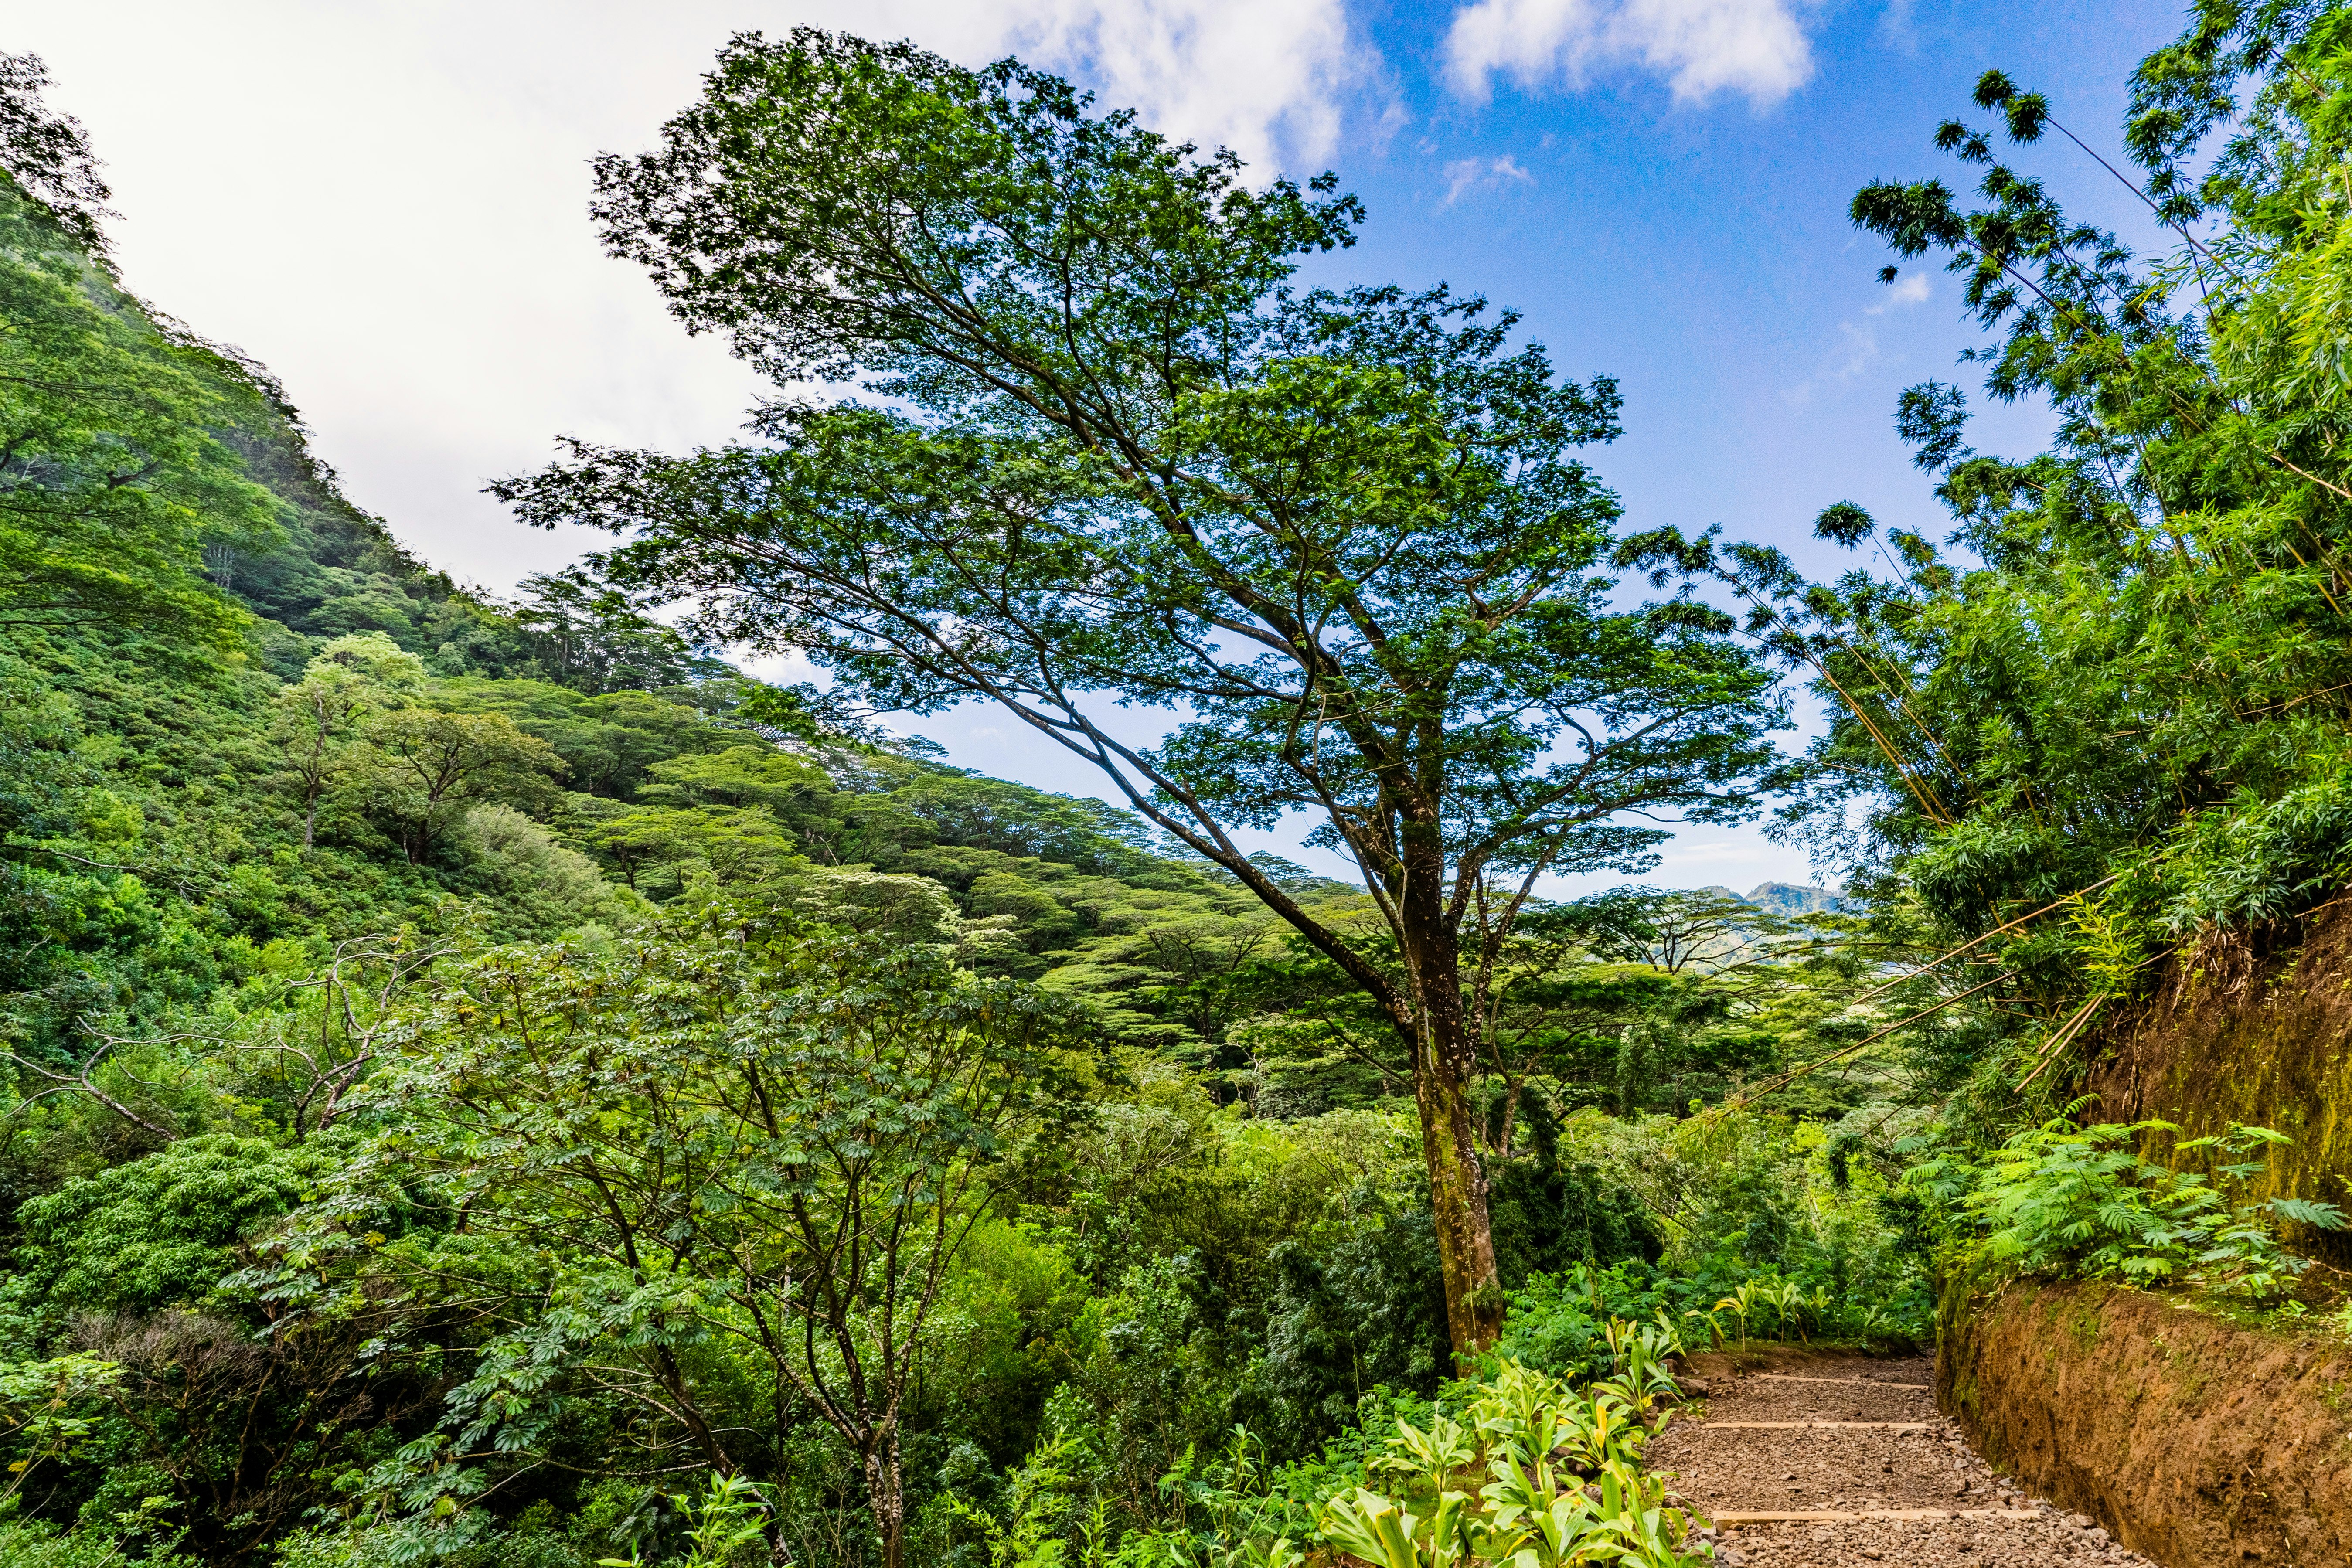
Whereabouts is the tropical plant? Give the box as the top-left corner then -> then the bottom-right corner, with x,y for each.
1756,1278 -> 1804,1343
1314,1358 -> 1700,1567
597,1473 -> 776,1568
1601,1318 -> 1683,1403
1709,1283 -> 1760,1355
0,1354 -> 121,1502
1925,1118 -> 2346,1298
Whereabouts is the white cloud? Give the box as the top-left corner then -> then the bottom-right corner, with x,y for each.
1779,322 -> 1873,408
737,649 -> 827,688
16,2 -> 1374,594
1876,0 -> 1919,53
1865,270 -> 1933,311
1441,154 -> 1535,206
1827,319 -> 1878,381
1000,0 -> 1374,171
1783,273 -> 1930,404
1444,0 -> 1815,108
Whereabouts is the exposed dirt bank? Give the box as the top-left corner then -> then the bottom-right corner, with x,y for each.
2087,900 -> 2352,1265
1939,1281 -> 2352,1568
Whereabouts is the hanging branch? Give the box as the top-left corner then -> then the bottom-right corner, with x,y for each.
1710,969 -> 2018,1116
1845,876 -> 2124,1008
2,1027 -> 188,1140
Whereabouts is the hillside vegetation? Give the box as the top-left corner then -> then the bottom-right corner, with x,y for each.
5,4 -> 2352,1565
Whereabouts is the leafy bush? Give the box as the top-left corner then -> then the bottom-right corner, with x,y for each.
1497,1245 -> 1931,1376
1562,1112 -> 1936,1346
0,1485 -> 194,1568
2157,759 -> 2352,934
1491,1263 -> 1693,1380
964,1334 -> 1706,1566
596,1473 -> 772,1568
0,1516 -> 195,1568
1307,1357 -> 1701,1568
10,1134 -> 344,1320
1923,1119 -> 2346,1298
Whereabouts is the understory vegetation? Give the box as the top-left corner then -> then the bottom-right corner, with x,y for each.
7,2 -> 2352,1564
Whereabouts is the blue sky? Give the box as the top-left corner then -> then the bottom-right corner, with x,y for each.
1329,0 -> 2174,581
24,0 -> 2191,890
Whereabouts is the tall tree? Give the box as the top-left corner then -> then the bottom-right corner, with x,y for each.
499,29 -> 1779,1357
362,709 -> 565,862
507,564 -> 712,694
269,632 -> 425,849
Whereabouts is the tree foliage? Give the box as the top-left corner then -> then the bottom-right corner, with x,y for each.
501,27 -> 1781,1359
268,911 -> 1085,1568
0,54 -> 112,254
11,24 -> 2280,1568
1621,0 -> 2352,1110
0,171 -> 271,642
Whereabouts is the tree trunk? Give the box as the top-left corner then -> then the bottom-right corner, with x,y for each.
1410,967 -> 1505,1364
863,1426 -> 905,1568
1393,825 -> 1504,1366
300,713 -> 327,851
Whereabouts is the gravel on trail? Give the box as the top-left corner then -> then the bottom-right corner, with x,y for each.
1648,1355 -> 2152,1568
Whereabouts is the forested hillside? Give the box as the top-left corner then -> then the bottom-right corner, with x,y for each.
8,3 -> 2352,1564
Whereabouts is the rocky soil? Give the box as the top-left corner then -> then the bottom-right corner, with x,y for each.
1650,1354 -> 2160,1568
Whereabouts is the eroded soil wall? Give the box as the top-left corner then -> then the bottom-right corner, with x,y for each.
1939,1281 -> 2352,1567
2088,901 -> 2352,1265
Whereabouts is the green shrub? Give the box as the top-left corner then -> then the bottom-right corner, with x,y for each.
1491,1263 -> 1687,1380
2157,755 -> 2352,934
0,1498 -> 194,1568
975,1354 -> 1704,1567
1927,1119 -> 2346,1298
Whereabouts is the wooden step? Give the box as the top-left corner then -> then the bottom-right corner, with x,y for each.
1709,1508 -> 2039,1524
1700,1421 -> 1936,1431
1747,1374 -> 1932,1391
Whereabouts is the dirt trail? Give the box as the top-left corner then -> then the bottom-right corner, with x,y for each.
1649,1354 -> 2156,1567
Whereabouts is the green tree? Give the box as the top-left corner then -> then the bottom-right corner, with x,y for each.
0,55 -> 279,644
431,677 -> 739,800
3,1134 -> 421,1562
507,564 -> 714,694
361,708 -> 565,862
0,186 -> 274,641
1610,2 -> 2352,1114
499,30 -> 1780,1357
269,633 -> 425,849
1560,887 -> 1780,975
0,54 -> 112,255
284,912 -> 1084,1568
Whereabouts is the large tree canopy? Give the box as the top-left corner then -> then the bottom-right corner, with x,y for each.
499,27 -> 1781,1357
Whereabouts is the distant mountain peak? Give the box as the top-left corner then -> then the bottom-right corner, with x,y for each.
1745,881 -> 1847,915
